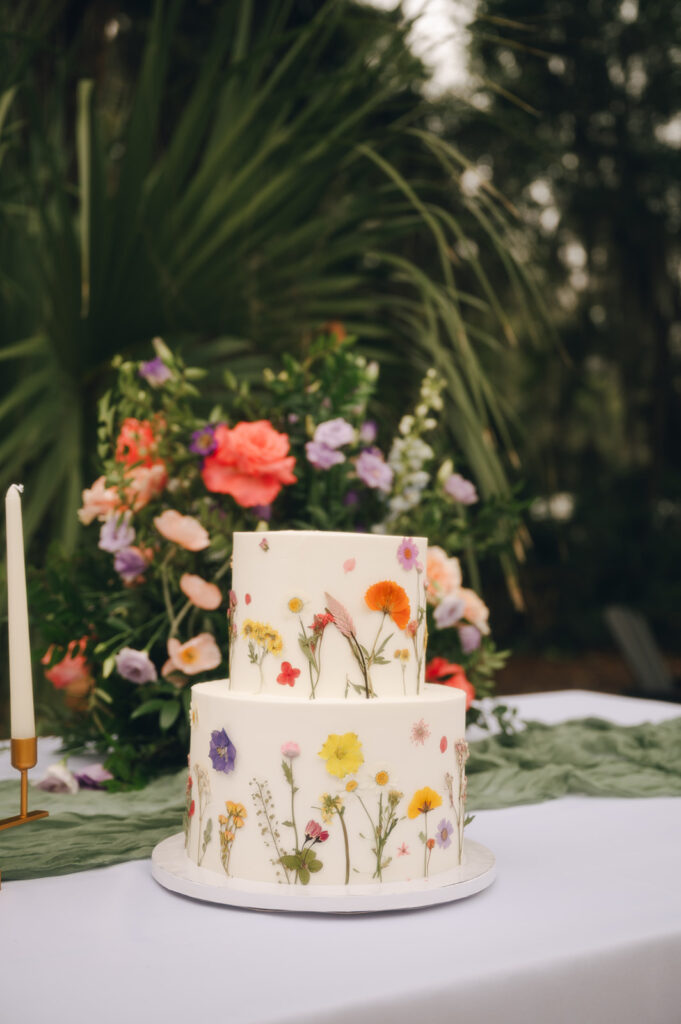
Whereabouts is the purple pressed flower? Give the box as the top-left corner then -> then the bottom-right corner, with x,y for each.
397,537 -> 419,571
209,728 -> 236,773
313,417 -> 355,449
115,647 -> 158,684
444,473 -> 479,505
189,425 -> 218,456
305,440 -> 345,469
251,503 -> 272,521
75,764 -> 114,789
459,624 -> 482,654
99,514 -> 135,553
114,547 -> 147,583
359,420 -> 377,445
139,356 -> 172,388
356,450 -> 394,493
436,818 -> 454,849
433,594 -> 466,629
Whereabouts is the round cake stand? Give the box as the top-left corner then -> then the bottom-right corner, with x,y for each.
151,833 -> 496,914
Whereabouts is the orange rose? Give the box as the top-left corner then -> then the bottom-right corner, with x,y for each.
201,421 -> 297,507
115,418 -> 159,468
364,580 -> 411,630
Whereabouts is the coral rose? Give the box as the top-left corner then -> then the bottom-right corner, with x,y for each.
459,587 -> 490,635
425,657 -> 475,709
425,546 -> 462,605
180,573 -> 222,610
115,418 -> 159,468
123,463 -> 167,511
78,477 -> 119,525
154,510 -> 210,551
42,638 -> 94,708
201,421 -> 297,507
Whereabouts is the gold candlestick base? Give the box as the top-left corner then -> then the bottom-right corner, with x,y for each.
0,737 -> 49,832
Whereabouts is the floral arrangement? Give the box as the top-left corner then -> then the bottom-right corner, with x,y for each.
37,330 -> 519,786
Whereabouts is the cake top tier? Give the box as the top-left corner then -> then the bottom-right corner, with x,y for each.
228,530 -> 428,699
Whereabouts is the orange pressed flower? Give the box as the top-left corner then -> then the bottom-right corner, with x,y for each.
364,580 -> 411,630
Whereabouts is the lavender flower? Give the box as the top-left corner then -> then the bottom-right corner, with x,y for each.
433,594 -> 466,629
36,763 -> 79,794
459,624 -> 481,653
313,417 -> 355,449
139,356 -> 172,388
99,514 -> 135,553
251,503 -> 272,521
359,420 -> 377,444
343,490 -> 359,507
356,450 -> 394,493
305,441 -> 345,469
74,764 -> 114,789
397,537 -> 419,571
209,728 -> 236,773
115,647 -> 158,684
114,547 -> 147,583
444,473 -> 478,505
435,818 -> 454,849
189,425 -> 218,456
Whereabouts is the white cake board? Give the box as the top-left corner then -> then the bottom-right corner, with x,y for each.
151,833 -> 496,914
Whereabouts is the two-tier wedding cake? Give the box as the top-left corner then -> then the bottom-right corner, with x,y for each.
184,530 -> 468,888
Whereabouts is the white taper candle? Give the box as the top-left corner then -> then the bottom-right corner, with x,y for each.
5,484 -> 36,739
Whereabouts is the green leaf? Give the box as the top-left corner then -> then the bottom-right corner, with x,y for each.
308,858 -> 323,873
278,854 -> 301,870
298,866 -> 311,886
281,820 -> 294,829
129,699 -> 167,720
159,702 -> 181,731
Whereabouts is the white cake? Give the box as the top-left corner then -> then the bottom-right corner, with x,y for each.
186,531 -> 468,887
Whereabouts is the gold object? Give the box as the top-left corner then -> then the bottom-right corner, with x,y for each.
0,737 -> 49,832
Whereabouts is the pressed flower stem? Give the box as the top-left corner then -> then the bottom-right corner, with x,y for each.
254,780 -> 290,885
355,791 -> 383,881
423,810 -> 429,878
289,767 -> 300,876
338,807 -> 350,885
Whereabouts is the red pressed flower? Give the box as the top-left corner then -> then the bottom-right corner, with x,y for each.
276,661 -> 301,687
319,830 -> 329,843
311,612 -> 334,633
425,657 -> 475,710
426,838 -> 435,850
189,800 -> 195,817
440,736 -> 448,754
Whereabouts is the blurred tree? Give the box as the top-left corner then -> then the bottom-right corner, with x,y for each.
453,0 -> 681,650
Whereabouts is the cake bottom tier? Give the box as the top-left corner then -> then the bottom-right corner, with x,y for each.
186,682 -> 468,887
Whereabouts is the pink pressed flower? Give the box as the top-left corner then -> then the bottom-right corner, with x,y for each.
162,633 -> 221,676
405,618 -> 418,638
440,736 -> 448,753
397,843 -> 410,857
245,593 -> 252,604
343,558 -> 356,573
180,573 -> 222,610
281,742 -> 300,759
78,476 -> 119,525
154,510 -> 210,551
397,537 -> 419,571
410,718 -> 431,745
189,800 -> 195,817
305,820 -> 323,841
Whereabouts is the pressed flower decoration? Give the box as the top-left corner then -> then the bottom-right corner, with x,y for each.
209,729 -> 236,774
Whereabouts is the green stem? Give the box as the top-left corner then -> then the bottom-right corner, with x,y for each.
338,807 -> 351,885
423,810 -> 429,878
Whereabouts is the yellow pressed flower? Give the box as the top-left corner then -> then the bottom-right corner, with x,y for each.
288,597 -> 304,614
221,829 -> 235,843
242,619 -> 256,638
375,770 -> 389,787
218,814 -> 229,825
318,732 -> 364,778
320,793 -> 343,823
266,632 -> 283,655
345,779 -> 358,792
407,786 -> 442,819
226,801 -> 247,828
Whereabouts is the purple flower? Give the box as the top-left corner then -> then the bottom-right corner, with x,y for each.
209,728 -> 236,773
99,514 -> 135,553
305,441 -> 345,469
74,764 -> 114,789
359,420 -> 377,445
436,818 -> 454,849
343,490 -> 359,507
397,537 -> 419,571
444,473 -> 478,505
114,547 -> 148,583
433,594 -> 466,629
139,356 -> 172,388
189,425 -> 218,456
251,503 -> 272,521
356,450 -> 394,493
459,624 -> 481,653
313,418 -> 355,449
115,647 -> 158,684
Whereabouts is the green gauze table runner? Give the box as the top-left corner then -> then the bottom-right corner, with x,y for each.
1,716 -> 680,881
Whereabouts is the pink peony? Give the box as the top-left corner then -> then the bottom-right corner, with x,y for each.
162,633 -> 222,676
180,573 -> 222,610
78,476 -> 119,525
201,420 -> 297,507
459,587 -> 490,635
425,546 -> 462,605
124,463 -> 167,511
154,510 -> 210,551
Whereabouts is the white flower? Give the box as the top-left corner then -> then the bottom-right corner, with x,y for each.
36,763 -> 79,794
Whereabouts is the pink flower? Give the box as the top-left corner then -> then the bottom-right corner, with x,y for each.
343,558 -> 356,573
277,661 -> 301,687
281,741 -> 300,759
397,537 -> 419,571
154,510 -> 210,551
123,463 -> 167,511
397,843 -> 410,857
180,573 -> 222,610
201,420 -> 297,507
440,736 -> 448,753
425,546 -> 462,605
42,638 -> 94,695
189,800 -> 195,817
162,633 -> 222,676
304,820 -> 328,843
459,587 -> 490,635
78,476 -> 119,525
410,718 -> 431,745
405,618 -> 418,638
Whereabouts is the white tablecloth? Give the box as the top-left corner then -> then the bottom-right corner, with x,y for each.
1,690 -> 680,1024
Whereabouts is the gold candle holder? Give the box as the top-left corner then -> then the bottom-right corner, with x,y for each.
0,737 -> 49,831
